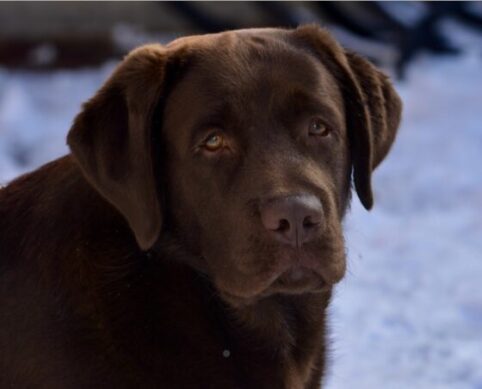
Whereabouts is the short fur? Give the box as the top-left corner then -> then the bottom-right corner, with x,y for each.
0,26 -> 401,389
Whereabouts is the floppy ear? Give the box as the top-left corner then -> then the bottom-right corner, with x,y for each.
344,51 -> 402,208
292,25 -> 402,210
67,45 -> 168,250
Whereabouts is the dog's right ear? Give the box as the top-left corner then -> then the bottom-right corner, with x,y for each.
68,45 -> 169,250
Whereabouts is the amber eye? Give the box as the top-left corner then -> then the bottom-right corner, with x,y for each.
308,117 -> 330,136
203,133 -> 224,151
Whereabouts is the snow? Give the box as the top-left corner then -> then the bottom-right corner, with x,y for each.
1,32 -> 481,388
0,64 -> 116,184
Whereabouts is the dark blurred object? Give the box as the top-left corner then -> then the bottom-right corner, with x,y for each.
314,2 -> 461,78
165,1 -> 482,78
0,1 -> 481,75
164,2 -> 238,33
0,36 -> 118,70
313,2 -> 481,77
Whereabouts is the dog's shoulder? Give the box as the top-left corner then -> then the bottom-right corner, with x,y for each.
0,155 -> 135,268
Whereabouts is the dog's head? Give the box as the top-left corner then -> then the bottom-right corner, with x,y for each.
68,26 -> 401,306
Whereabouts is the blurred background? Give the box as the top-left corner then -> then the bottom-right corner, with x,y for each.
1,2 -> 481,388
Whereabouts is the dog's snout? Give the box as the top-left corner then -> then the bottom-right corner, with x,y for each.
260,195 -> 323,247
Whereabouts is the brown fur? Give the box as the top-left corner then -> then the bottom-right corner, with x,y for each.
0,25 -> 401,388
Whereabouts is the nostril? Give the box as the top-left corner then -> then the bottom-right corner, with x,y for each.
303,215 -> 320,229
276,219 -> 290,232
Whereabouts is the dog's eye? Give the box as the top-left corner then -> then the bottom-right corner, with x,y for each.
308,118 -> 330,137
203,133 -> 224,152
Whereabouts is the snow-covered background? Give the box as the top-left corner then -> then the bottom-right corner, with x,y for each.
1,25 -> 481,389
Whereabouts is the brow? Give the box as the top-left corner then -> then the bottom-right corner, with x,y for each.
188,102 -> 233,141
282,89 -> 344,129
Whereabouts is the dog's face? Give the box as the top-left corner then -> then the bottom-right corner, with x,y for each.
67,26 -> 402,306
162,35 -> 350,303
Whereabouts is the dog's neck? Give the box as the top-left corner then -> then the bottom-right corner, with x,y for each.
203,275 -> 331,388
232,291 -> 330,345
151,236 -> 330,388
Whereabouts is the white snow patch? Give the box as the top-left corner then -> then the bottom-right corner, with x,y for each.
0,64 -> 115,184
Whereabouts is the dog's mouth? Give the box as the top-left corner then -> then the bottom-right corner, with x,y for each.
217,261 -> 333,308
209,243 -> 345,307
260,247 -> 341,296
266,265 -> 328,295
217,268 -> 329,307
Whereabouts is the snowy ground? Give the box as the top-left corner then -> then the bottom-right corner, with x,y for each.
1,29 -> 481,389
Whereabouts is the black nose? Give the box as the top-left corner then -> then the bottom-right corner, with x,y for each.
260,195 -> 323,248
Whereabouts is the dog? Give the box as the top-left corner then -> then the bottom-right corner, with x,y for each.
0,25 -> 401,388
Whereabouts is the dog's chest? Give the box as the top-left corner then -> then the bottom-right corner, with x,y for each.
100,260 -> 326,388
191,299 -> 325,389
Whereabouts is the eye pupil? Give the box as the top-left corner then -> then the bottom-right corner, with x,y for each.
309,118 -> 329,136
204,133 -> 223,151
207,135 -> 218,145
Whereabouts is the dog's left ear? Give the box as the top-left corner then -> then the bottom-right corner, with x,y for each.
292,25 -> 402,209
68,45 -> 170,250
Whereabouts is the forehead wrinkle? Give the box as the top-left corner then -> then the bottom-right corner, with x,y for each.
247,60 -> 341,126
165,33 -> 345,142
193,34 -> 323,94
280,88 -> 345,128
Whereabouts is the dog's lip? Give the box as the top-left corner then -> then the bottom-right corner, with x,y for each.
279,265 -> 319,283
216,267 -> 331,307
268,264 -> 329,293
213,251 -> 343,305
217,288 -> 259,308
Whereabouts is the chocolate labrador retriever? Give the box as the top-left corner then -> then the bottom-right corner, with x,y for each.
0,25 -> 401,388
